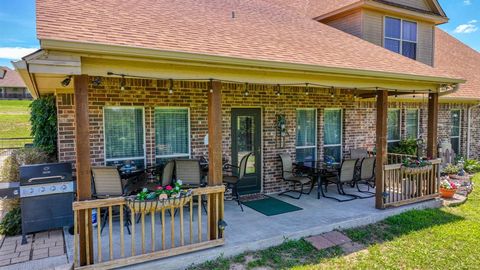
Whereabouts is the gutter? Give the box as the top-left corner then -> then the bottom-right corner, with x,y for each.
438,83 -> 460,96
467,103 -> 480,158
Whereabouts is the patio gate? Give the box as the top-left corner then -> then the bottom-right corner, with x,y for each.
72,185 -> 225,269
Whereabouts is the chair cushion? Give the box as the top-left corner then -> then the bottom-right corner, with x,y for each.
284,176 -> 311,184
223,175 -> 239,184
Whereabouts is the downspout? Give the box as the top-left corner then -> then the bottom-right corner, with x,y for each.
467,103 -> 480,158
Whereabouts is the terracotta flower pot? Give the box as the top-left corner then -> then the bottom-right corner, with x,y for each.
440,188 -> 456,199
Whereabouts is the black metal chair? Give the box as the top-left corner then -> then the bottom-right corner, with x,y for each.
278,153 -> 313,199
223,152 -> 252,211
322,159 -> 359,202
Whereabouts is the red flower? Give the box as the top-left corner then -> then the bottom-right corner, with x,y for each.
166,185 -> 173,191
156,186 -> 163,190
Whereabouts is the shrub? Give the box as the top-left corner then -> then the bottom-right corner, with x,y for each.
391,138 -> 418,156
30,95 -> 57,156
0,207 -> 21,236
442,163 -> 460,175
464,159 -> 480,174
0,148 -> 50,182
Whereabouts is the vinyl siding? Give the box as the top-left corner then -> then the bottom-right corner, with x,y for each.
324,10 -> 363,38
362,9 -> 434,66
392,0 -> 431,12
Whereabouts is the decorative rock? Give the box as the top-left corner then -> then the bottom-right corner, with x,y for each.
305,235 -> 336,250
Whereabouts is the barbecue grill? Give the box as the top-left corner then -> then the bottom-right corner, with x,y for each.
19,162 -> 75,244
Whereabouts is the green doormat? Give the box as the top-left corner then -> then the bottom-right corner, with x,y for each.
242,196 -> 302,216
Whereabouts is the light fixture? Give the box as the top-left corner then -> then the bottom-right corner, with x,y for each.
394,90 -> 398,98
243,83 -> 249,96
218,219 -> 228,231
209,79 -> 213,93
330,87 -> 334,98
61,76 -> 72,87
428,89 -> 432,99
169,79 -> 174,94
120,75 -> 126,91
92,77 -> 102,87
353,88 -> 357,99
413,90 -> 416,98
304,83 -> 309,95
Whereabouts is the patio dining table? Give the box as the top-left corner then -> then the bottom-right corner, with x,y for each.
296,161 -> 340,200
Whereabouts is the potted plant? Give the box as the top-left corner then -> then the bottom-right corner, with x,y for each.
439,179 -> 458,199
442,163 -> 460,178
125,180 -> 192,213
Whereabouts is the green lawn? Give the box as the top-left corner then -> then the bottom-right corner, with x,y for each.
0,100 -> 32,147
191,174 -> 480,270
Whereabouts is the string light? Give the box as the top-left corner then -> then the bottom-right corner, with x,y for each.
244,82 -> 249,96
104,71 -> 443,97
120,75 -> 126,91
275,84 -> 281,96
169,79 -> 174,94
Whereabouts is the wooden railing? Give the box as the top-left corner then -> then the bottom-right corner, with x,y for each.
381,159 -> 441,208
72,185 -> 225,269
387,153 -> 417,165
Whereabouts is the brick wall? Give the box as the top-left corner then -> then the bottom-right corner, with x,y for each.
56,77 -> 478,193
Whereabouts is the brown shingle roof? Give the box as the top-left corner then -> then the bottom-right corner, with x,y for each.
266,0 -> 360,18
37,0 -> 458,81
435,29 -> 480,100
0,67 -> 26,88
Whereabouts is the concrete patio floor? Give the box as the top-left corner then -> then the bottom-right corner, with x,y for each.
64,186 -> 442,270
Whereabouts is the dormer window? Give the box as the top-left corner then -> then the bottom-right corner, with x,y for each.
384,17 -> 417,60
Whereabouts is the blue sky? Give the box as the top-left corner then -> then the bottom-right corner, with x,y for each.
0,0 -> 478,68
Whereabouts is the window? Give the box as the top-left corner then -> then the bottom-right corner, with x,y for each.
406,109 -> 419,139
384,17 -> 417,59
387,109 -> 401,149
451,110 -> 461,155
296,109 -> 317,162
323,109 -> 342,163
155,108 -> 190,164
104,107 -> 145,169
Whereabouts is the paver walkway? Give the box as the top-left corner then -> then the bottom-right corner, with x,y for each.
0,230 -> 66,267
306,231 -> 365,254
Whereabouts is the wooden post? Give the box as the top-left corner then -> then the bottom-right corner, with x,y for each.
427,93 -> 439,158
208,80 -> 222,240
375,90 -> 388,209
74,75 -> 93,265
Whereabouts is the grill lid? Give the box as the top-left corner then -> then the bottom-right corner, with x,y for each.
20,162 -> 73,186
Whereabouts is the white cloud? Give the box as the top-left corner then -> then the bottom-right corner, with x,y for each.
453,20 -> 479,34
463,0 -> 472,5
0,47 -> 39,60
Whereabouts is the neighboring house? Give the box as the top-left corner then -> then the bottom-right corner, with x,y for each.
0,67 -> 32,99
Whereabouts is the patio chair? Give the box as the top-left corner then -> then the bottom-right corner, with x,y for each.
355,157 -> 376,195
91,166 -> 132,234
350,148 -> 369,159
161,160 -> 175,186
223,152 -> 252,211
174,159 -> 207,214
322,159 -> 359,202
278,153 -> 313,199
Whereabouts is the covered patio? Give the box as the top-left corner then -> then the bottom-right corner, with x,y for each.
64,185 -> 442,270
